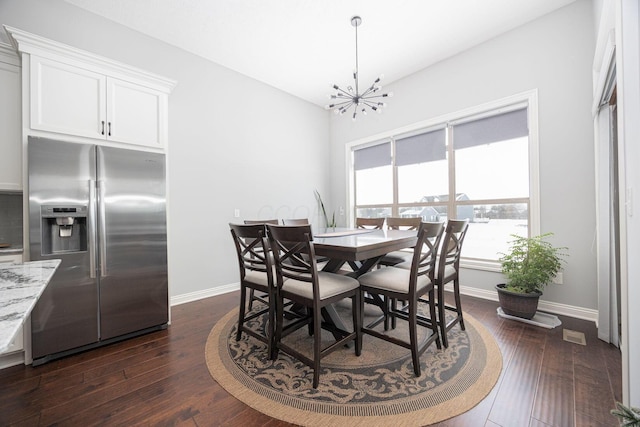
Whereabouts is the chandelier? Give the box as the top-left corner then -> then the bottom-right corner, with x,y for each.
325,16 -> 392,121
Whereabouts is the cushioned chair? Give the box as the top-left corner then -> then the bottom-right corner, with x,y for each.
357,221 -> 444,376
433,219 -> 469,348
396,219 -> 469,347
378,217 -> 422,267
229,223 -> 277,359
267,223 -> 362,388
243,219 -> 279,311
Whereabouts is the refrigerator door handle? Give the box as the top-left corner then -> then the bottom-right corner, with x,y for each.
98,180 -> 108,278
88,180 -> 97,279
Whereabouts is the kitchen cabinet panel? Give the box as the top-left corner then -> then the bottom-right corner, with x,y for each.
0,44 -> 22,191
107,77 -> 166,147
30,56 -> 106,139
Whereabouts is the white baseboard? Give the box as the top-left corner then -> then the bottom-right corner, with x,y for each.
0,351 -> 24,370
169,282 -> 598,324
459,285 -> 598,323
170,283 -> 240,306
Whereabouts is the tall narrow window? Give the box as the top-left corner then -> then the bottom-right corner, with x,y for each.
354,142 -> 392,218
452,108 -> 529,260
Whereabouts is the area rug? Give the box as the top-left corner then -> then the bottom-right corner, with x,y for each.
205,300 -> 502,426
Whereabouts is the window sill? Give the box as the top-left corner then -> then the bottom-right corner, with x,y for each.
460,258 -> 502,273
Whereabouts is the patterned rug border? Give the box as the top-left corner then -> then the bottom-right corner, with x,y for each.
206,308 -> 502,427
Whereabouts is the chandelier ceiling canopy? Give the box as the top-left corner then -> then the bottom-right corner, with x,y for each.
325,16 -> 392,121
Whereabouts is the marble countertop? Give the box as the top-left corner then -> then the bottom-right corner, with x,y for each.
0,260 -> 61,353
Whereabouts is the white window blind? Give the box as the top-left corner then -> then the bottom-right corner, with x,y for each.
353,142 -> 391,170
453,108 -> 528,149
395,129 -> 446,166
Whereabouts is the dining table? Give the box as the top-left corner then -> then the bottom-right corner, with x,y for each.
313,227 -> 418,277
310,227 -> 419,335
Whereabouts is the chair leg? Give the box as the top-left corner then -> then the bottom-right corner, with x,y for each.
312,304 -> 322,389
236,286 -> 247,342
390,298 -> 396,330
408,299 -> 421,377
268,290 -> 276,360
454,278 -> 465,331
383,296 -> 390,331
437,283 -> 449,348
429,288 -> 442,350
248,288 -> 255,311
273,293 -> 284,359
353,293 -> 362,356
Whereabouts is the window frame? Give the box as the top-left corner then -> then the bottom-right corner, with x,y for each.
345,90 -> 540,271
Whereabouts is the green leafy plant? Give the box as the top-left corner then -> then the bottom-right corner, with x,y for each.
313,190 -> 336,228
611,401 -> 640,426
498,233 -> 568,294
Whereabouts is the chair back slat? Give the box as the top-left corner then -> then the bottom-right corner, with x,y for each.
244,219 -> 279,225
267,224 -> 318,288
281,218 -> 309,226
229,223 -> 272,279
386,217 -> 422,230
412,222 -> 445,280
437,219 -> 470,275
356,217 -> 385,229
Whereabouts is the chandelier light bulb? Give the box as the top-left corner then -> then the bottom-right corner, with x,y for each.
325,15 -> 391,121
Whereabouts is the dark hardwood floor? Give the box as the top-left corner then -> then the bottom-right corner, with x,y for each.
0,291 -> 621,426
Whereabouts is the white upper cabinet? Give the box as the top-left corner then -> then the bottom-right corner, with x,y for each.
106,76 -> 166,146
30,56 -> 107,140
6,26 -> 176,151
0,43 -> 22,190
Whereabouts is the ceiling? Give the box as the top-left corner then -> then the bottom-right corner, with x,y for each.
64,0 -> 577,107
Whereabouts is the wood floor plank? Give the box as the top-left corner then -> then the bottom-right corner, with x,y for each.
531,325 -> 575,426
0,292 -> 622,427
487,325 -> 546,426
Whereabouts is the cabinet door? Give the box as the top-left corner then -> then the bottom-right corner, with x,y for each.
106,77 -> 166,148
0,58 -> 22,190
30,56 -> 106,139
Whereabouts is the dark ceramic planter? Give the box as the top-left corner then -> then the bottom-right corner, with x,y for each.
496,283 -> 542,320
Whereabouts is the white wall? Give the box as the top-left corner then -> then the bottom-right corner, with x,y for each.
329,0 -> 597,310
0,0 -> 330,300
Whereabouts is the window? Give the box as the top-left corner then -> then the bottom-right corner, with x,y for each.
350,94 -> 538,265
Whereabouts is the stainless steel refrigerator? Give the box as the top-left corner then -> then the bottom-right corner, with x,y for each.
28,136 -> 168,365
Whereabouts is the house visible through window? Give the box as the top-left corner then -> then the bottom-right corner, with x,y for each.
351,96 -> 536,264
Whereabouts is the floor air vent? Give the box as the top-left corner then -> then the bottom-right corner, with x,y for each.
563,329 -> 587,345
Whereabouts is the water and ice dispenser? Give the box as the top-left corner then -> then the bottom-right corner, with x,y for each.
40,206 -> 88,254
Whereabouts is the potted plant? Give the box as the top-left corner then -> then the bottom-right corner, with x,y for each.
496,233 -> 567,319
611,401 -> 640,426
314,190 -> 337,228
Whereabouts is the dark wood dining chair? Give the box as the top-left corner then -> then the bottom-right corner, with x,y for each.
378,217 -> 422,267
229,223 -> 277,359
355,217 -> 385,229
267,224 -> 362,388
357,221 -> 444,376
433,219 -> 469,348
243,219 -> 279,310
